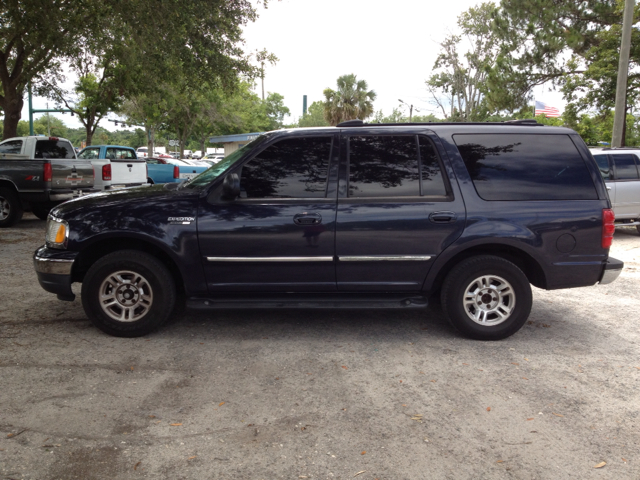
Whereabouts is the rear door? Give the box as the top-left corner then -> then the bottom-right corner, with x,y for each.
106,147 -> 147,186
335,131 -> 466,292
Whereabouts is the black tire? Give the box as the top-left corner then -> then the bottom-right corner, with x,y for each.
81,250 -> 176,337
0,187 -> 24,228
636,224 -> 640,235
147,178 -> 154,185
31,203 -> 54,221
441,255 -> 532,340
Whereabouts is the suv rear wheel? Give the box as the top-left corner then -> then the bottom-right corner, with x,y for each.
81,250 -> 176,337
441,255 -> 532,340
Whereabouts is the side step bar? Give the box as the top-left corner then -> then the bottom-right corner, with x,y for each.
187,294 -> 429,310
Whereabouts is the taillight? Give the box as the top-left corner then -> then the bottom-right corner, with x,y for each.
602,208 -> 615,248
102,164 -> 112,181
173,166 -> 179,179
44,163 -> 52,182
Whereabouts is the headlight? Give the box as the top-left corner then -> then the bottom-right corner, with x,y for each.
46,217 -> 69,249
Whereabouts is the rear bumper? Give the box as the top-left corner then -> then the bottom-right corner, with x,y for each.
599,257 -> 624,285
33,246 -> 78,300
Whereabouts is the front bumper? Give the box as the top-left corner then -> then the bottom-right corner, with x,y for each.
33,246 -> 78,301
599,257 -> 624,285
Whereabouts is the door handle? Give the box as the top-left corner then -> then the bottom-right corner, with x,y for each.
293,213 -> 322,225
429,211 -> 457,223
606,186 -> 612,190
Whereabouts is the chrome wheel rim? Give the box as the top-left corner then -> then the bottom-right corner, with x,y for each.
463,274 -> 515,326
99,270 -> 153,322
0,196 -> 10,221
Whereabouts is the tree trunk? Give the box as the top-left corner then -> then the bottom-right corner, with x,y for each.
0,89 -> 24,140
147,126 -> 155,157
86,131 -> 93,146
200,138 -> 206,157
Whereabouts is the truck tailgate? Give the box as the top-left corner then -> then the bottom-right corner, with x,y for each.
51,159 -> 94,190
111,158 -> 147,186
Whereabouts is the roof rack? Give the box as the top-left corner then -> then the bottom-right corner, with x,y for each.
336,119 -> 543,127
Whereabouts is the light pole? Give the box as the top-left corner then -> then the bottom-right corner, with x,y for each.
399,99 -> 421,122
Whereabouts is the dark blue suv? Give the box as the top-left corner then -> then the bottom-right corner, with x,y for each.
34,120 -> 623,340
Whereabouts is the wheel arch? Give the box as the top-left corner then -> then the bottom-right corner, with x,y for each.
0,178 -> 19,192
425,242 -> 547,294
72,237 -> 185,295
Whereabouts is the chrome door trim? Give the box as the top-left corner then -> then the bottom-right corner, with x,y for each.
206,256 -> 334,262
338,255 -> 432,262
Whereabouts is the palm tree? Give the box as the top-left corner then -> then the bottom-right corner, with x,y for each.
323,74 -> 377,125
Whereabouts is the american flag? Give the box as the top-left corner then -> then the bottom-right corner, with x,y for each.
535,100 -> 561,118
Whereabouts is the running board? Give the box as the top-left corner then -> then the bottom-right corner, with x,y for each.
186,294 -> 429,310
615,220 -> 640,226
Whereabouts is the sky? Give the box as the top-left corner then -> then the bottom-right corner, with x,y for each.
24,0 -> 565,131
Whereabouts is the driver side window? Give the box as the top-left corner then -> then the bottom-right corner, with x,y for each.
239,137 -> 332,199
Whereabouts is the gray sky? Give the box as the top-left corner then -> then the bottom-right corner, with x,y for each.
24,0 -> 565,131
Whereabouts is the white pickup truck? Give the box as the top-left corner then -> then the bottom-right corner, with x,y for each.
0,136 -> 96,226
78,145 -> 147,190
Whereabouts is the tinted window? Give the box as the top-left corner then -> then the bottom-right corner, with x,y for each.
0,140 -> 23,154
592,154 -> 612,180
78,148 -> 100,160
612,154 -> 639,180
419,136 -> 447,196
239,137 -> 332,199
348,136 -> 420,197
454,134 -> 598,201
35,140 -> 75,159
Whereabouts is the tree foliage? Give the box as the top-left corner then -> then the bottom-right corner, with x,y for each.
323,74 -> 377,125
1,0 -> 263,140
426,2 -> 501,121
297,101 -> 329,128
487,0 -> 638,117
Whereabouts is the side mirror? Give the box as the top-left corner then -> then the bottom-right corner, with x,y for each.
222,173 -> 240,200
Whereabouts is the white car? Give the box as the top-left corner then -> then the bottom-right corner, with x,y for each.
591,147 -> 640,232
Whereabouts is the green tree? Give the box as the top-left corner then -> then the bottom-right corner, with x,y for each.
323,74 -> 377,125
426,3 -> 501,121
298,101 -> 329,128
487,0 -> 638,124
264,92 -> 290,130
1,0 -> 265,140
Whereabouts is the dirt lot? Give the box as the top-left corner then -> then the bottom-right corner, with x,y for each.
1,214 -> 639,480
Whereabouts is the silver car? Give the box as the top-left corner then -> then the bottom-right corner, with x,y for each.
591,147 -> 640,232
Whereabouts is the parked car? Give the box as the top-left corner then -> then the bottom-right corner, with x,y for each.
145,157 -> 208,184
77,145 -> 147,190
0,136 -> 95,225
136,147 -> 149,158
591,147 -> 640,233
34,120 -> 622,339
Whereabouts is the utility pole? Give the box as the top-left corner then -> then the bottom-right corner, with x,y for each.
399,99 -> 416,122
612,0 -> 635,147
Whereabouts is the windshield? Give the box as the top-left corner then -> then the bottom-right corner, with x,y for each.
186,135 -> 269,189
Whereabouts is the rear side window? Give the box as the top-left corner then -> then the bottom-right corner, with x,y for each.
454,134 -> 598,201
239,136 -> 332,199
593,154 -> 612,180
347,135 -> 447,197
35,140 -> 75,159
107,148 -> 137,160
0,140 -> 23,154
612,154 -> 640,180
78,148 -> 100,160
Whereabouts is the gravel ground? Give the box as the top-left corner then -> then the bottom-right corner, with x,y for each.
1,214 -> 639,480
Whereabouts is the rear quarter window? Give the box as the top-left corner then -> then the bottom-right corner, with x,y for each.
454,134 -> 598,201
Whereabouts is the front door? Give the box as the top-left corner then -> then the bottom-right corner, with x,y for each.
198,134 -> 339,292
335,132 -> 466,291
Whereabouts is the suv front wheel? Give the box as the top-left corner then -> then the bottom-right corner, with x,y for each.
441,255 -> 532,340
81,250 -> 176,337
